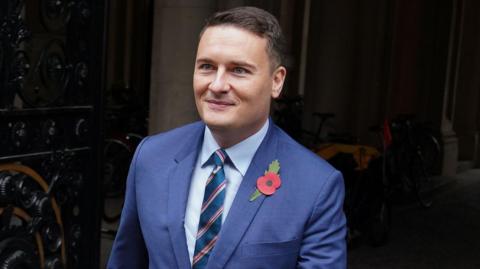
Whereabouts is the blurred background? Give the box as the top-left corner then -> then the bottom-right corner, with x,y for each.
0,0 -> 479,268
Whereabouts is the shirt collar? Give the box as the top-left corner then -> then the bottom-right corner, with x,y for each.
200,120 -> 269,176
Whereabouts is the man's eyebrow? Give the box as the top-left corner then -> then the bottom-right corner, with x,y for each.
196,58 -> 214,64
195,58 -> 213,63
195,58 -> 258,71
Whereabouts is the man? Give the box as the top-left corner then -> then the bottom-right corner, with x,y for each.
108,6 -> 346,269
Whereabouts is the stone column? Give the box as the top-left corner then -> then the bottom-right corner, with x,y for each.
453,0 -> 480,168
149,0 -> 216,134
438,0 -> 462,175
302,0 -> 359,133
476,94 -> 480,167
408,0 -> 460,176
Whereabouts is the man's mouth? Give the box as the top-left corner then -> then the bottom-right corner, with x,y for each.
205,99 -> 234,110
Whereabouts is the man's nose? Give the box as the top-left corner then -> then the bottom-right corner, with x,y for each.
208,69 -> 229,93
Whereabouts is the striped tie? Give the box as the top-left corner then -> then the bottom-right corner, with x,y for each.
192,149 -> 227,268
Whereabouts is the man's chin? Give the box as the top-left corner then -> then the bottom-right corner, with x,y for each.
201,111 -> 234,128
203,119 -> 233,131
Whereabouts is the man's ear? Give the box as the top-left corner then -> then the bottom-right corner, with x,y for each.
271,66 -> 286,99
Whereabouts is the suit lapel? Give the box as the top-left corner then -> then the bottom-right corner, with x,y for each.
167,123 -> 204,269
206,121 -> 279,269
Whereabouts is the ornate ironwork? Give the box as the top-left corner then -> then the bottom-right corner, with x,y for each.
40,0 -> 73,32
17,39 -> 71,107
0,0 -> 103,268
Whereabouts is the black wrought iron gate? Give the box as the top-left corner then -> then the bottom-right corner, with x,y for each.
0,0 -> 105,268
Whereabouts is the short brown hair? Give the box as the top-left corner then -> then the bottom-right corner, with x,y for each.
200,6 -> 286,69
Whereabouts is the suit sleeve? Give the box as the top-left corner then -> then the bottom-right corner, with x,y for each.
297,170 -> 347,269
107,138 -> 149,269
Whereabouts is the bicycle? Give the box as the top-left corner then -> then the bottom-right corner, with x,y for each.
273,96 -> 391,246
305,113 -> 389,247
273,97 -> 354,148
372,116 -> 441,208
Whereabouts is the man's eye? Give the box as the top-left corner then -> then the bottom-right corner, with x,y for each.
199,64 -> 214,70
232,67 -> 248,74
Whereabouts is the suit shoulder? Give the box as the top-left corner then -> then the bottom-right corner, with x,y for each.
136,121 -> 204,158
275,126 -> 334,171
151,121 -> 202,137
145,121 -> 202,144
274,125 -> 340,186
271,125 -> 344,218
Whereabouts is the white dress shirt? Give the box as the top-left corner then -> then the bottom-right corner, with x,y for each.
184,120 -> 269,264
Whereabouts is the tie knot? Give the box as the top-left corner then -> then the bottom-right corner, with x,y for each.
212,149 -> 227,167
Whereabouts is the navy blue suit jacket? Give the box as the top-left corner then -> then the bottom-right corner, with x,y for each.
107,120 -> 346,269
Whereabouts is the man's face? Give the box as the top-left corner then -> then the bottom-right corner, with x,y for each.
193,26 -> 286,141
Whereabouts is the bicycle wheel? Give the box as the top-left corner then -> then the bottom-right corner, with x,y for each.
365,157 -> 391,246
368,199 -> 391,246
410,151 -> 434,208
416,133 -> 441,175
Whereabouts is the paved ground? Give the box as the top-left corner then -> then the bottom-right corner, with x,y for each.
348,169 -> 480,269
100,169 -> 480,268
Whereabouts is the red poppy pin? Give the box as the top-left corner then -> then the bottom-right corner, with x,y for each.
249,160 -> 281,202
